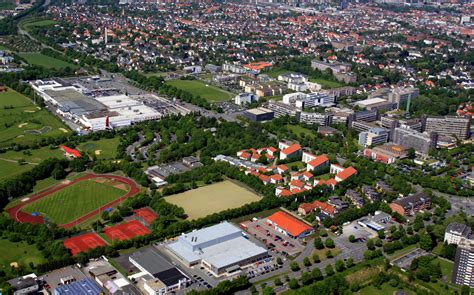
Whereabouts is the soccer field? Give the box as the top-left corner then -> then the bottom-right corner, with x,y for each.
0,88 -> 70,147
18,53 -> 78,70
165,180 -> 261,220
22,178 -> 129,225
166,79 -> 234,102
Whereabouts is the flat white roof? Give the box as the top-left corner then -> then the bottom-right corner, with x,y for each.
356,97 -> 388,106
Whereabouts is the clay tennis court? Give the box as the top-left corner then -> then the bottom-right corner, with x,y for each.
63,232 -> 107,256
6,173 -> 140,229
104,220 -> 151,241
134,207 -> 158,225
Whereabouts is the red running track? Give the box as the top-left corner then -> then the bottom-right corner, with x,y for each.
6,173 -> 140,229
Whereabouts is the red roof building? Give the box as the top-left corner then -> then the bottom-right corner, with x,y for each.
280,144 -> 302,160
306,154 -> 330,171
60,145 -> 81,158
267,211 -> 313,238
335,166 -> 357,182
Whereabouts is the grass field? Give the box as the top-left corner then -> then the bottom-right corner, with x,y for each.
23,19 -> 57,30
264,69 -> 295,78
166,79 -> 233,102
359,283 -> 406,295
286,124 -> 315,138
18,53 -> 78,70
309,78 -> 343,89
0,239 -> 44,272
0,88 -> 70,147
22,178 -> 128,225
165,180 -> 261,219
79,138 -> 120,159
0,160 -> 35,181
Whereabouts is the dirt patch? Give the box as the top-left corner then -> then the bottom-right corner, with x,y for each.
93,178 -> 107,184
18,123 -> 28,128
114,183 -> 128,191
95,150 -> 102,155
21,197 -> 30,202
10,262 -> 18,268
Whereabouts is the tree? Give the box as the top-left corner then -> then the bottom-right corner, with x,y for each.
289,261 -> 300,271
325,238 -> 335,248
262,286 -> 275,295
314,237 -> 325,249
378,230 -> 386,239
407,147 -> 416,159
289,278 -> 299,289
313,253 -> 320,263
349,234 -> 356,243
335,260 -> 345,272
276,257 -> 283,265
419,233 -> 434,251
325,264 -> 335,276
367,239 -> 375,250
346,257 -> 354,268
303,257 -> 312,267
274,278 -> 283,286
311,268 -> 323,281
301,271 -> 313,285
326,250 -> 334,258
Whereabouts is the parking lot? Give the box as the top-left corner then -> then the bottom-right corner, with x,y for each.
241,219 -> 305,256
391,248 -> 427,271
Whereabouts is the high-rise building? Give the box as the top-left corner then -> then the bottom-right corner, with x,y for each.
452,238 -> 474,288
388,87 -> 419,111
423,115 -> 471,140
359,127 -> 389,147
445,223 -> 472,245
392,126 -> 437,155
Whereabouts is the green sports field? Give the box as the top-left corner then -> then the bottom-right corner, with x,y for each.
18,53 -> 78,70
22,178 -> 129,225
79,138 -> 120,159
0,88 -> 71,147
165,180 -> 261,220
166,79 -> 234,102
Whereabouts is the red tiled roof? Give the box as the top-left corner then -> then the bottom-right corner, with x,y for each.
259,174 -> 271,182
267,211 -> 313,237
268,146 -> 277,153
290,179 -> 305,188
303,171 -> 314,178
277,164 -> 288,171
313,200 -> 336,215
336,166 -> 357,181
271,174 -> 283,181
60,145 -> 81,158
281,144 -> 301,155
240,152 -> 251,159
307,154 -> 329,168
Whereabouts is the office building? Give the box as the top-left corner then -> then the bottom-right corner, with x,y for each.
445,223 -> 472,245
423,115 -> 471,140
389,193 -> 431,216
354,110 -> 378,122
297,111 -> 333,126
350,120 -> 378,133
388,87 -> 419,111
452,238 -> 474,288
265,101 -> 297,117
167,221 -> 268,276
8,274 -> 39,295
393,127 -> 437,155
243,107 -> 274,122
358,127 -> 389,147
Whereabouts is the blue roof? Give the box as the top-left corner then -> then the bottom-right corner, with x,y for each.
54,278 -> 102,295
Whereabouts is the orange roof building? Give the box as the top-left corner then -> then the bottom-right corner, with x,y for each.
60,145 -> 81,158
280,144 -> 302,160
335,166 -> 357,182
267,211 -> 314,238
244,62 -> 273,72
307,154 -> 330,171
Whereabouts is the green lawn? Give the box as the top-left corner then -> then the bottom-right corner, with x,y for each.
286,124 -> 315,138
23,19 -> 57,30
166,79 -> 233,102
22,178 -> 128,225
0,146 -> 63,163
18,53 -> 78,70
287,161 -> 305,171
0,160 -> 35,181
359,283 -> 407,295
264,69 -> 295,79
0,88 -> 71,147
0,239 -> 45,272
79,138 -> 120,159
309,78 -> 343,89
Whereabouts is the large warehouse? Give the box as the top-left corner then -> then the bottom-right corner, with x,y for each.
30,78 -> 185,131
167,221 -> 268,276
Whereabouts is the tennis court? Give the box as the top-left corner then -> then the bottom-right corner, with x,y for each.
63,232 -> 107,256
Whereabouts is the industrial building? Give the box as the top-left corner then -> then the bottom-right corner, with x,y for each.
54,278 -> 102,295
167,221 -> 268,276
243,107 -> 274,122
357,211 -> 392,231
129,247 -> 190,294
267,211 -> 314,239
31,78 -> 188,131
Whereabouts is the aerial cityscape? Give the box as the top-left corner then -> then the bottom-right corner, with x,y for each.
0,0 -> 472,294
